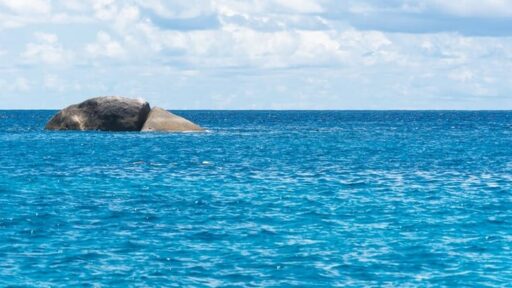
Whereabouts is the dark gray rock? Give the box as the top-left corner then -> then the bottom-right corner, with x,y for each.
45,96 -> 151,131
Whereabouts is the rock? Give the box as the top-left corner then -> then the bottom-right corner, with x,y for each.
45,97 -> 203,132
141,107 -> 203,132
45,96 -> 151,131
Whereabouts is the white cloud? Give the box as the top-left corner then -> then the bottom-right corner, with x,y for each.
115,5 -> 140,29
429,0 -> 512,17
60,0 -> 88,11
44,74 -> 65,91
137,0 -> 213,18
92,0 -> 118,20
21,32 -> 73,65
339,0 -> 512,18
15,77 -> 30,91
131,19 -> 395,69
274,0 -> 324,13
85,31 -> 126,59
35,32 -> 58,43
449,68 -> 474,82
2,77 -> 31,92
213,0 -> 325,17
0,0 -> 51,14
1,0 -> 512,109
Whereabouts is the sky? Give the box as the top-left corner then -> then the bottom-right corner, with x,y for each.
0,0 -> 512,109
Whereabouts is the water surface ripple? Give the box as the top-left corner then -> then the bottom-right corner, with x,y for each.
0,111 -> 511,287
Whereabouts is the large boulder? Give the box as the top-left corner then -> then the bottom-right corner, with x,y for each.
141,107 -> 203,132
45,96 -> 151,131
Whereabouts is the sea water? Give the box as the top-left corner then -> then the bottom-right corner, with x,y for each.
0,111 -> 511,287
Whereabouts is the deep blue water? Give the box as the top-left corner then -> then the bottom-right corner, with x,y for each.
0,110 -> 511,287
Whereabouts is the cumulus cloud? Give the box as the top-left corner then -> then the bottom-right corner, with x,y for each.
274,0 -> 324,13
0,76 -> 31,92
137,0 -> 213,18
21,32 -> 73,65
0,0 -> 51,15
429,0 -> 512,17
129,20 -> 396,69
43,74 -> 67,91
1,0 -> 512,108
60,0 -> 88,12
85,31 -> 126,59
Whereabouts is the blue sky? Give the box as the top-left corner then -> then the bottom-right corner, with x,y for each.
0,0 -> 512,109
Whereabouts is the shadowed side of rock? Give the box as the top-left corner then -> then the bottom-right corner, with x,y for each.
45,96 -> 151,131
141,107 -> 203,132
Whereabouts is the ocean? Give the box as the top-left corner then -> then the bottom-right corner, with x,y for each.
0,110 -> 511,287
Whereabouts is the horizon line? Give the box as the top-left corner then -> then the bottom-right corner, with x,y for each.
1,108 -> 512,112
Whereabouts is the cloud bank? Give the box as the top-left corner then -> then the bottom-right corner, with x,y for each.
0,0 -> 511,109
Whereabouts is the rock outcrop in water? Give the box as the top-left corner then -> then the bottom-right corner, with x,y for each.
45,96 -> 203,132
141,107 -> 203,132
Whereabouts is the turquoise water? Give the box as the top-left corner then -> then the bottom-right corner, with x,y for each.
0,110 -> 511,287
